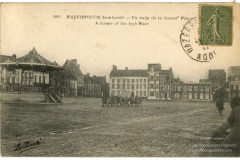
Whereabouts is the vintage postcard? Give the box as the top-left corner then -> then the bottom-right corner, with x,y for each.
0,2 -> 240,157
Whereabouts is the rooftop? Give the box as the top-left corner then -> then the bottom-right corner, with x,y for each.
110,69 -> 148,77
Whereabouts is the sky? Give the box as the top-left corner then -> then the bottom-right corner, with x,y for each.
1,3 -> 240,83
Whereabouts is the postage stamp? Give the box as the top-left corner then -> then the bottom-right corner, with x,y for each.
199,5 -> 233,46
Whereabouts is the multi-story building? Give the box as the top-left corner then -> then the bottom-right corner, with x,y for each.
84,74 -> 107,97
171,82 -> 212,101
110,65 -> 148,97
147,64 -> 161,99
159,68 -> 174,100
63,59 -> 84,96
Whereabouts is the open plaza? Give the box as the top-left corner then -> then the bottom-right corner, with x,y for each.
1,98 -> 233,157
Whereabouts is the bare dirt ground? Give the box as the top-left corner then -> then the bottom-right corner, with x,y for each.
1,98 -> 231,157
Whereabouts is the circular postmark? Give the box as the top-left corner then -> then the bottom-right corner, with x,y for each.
180,17 -> 217,62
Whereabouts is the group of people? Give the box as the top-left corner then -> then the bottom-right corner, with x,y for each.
101,96 -> 143,107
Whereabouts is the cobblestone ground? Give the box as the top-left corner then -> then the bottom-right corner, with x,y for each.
1,98 -> 231,157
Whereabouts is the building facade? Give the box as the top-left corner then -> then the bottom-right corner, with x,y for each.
159,68 -> 174,100
84,74 -> 107,98
147,64 -> 161,99
63,59 -> 84,96
110,65 -> 148,98
171,82 -> 212,101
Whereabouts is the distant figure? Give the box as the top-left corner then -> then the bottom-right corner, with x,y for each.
224,97 -> 240,156
216,97 -> 224,116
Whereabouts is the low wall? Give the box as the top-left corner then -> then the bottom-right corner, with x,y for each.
0,92 -> 47,103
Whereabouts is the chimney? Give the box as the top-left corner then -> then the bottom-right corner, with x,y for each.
78,64 -> 80,68
71,59 -> 77,65
12,54 -> 16,60
86,73 -> 90,76
112,65 -> 117,71
125,67 -> 128,70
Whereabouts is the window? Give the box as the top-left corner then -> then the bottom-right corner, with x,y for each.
150,84 -> 154,89
136,91 -> 138,96
112,79 -> 115,83
188,93 -> 192,99
112,84 -> 115,89
160,85 -> 164,90
200,86 -> 204,92
7,77 -> 10,83
25,72 -> 28,78
205,93 -> 209,99
140,84 -> 142,89
131,84 -> 134,89
188,86 -> 192,92
123,84 -> 126,89
150,91 -> 154,96
127,79 -> 130,83
144,84 -> 146,89
157,84 -> 159,89
205,86 -> 209,92
117,79 -> 120,83
136,84 -> 138,89
117,84 -> 120,89
43,76 -> 46,84
183,93 -> 187,99
144,79 -> 146,83
140,91 -> 142,96
172,86 -> 176,91
178,86 -> 182,91
123,79 -> 126,83
144,91 -> 146,96
12,77 -> 15,84
136,79 -> 139,83
194,93 -> 198,99
183,86 -> 187,91
194,86 -> 198,91
39,76 -> 42,83
200,93 -> 204,99
127,84 -> 130,89
131,79 -> 134,83
140,79 -> 142,83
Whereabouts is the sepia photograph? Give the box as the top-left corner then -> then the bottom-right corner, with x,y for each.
0,2 -> 240,157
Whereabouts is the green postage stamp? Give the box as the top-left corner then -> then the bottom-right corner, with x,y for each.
199,5 -> 233,46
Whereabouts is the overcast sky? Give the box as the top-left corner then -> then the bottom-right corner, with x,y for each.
1,3 -> 240,82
